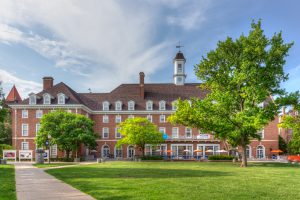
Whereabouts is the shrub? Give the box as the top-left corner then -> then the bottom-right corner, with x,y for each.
141,155 -> 163,160
208,155 -> 234,160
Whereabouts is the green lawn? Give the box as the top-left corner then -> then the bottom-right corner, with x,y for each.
45,161 -> 300,200
34,163 -> 76,168
0,165 -> 16,200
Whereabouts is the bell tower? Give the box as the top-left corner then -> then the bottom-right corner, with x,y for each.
173,45 -> 186,85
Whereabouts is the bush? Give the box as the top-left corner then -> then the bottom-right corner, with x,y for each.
208,155 -> 234,160
50,157 -> 74,162
141,155 -> 163,160
0,144 -> 13,159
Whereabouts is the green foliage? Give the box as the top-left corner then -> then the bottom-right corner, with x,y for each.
208,155 -> 234,160
0,81 -> 12,145
278,135 -> 288,154
36,110 -> 97,158
169,20 -> 292,167
117,117 -> 164,156
0,144 -> 13,159
141,155 -> 163,160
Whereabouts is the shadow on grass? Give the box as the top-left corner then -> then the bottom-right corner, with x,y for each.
47,167 -> 232,179
248,162 -> 300,168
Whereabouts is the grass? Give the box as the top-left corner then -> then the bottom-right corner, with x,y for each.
45,161 -> 300,200
0,165 -> 16,200
34,163 -> 76,168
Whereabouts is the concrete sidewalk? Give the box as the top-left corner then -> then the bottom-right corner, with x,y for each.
15,163 -> 95,200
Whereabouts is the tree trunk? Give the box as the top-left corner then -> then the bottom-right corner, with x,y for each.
240,145 -> 248,167
66,150 -> 70,159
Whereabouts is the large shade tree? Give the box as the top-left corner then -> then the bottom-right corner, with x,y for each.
117,117 -> 164,157
36,110 -> 97,159
0,82 -> 11,145
169,21 -> 292,167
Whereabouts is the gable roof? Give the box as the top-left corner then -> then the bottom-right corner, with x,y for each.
6,85 -> 22,103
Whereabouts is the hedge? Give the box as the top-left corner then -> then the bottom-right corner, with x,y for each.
208,155 -> 234,160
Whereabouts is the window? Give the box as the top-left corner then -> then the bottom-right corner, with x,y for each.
22,110 -> 28,118
128,101 -> 135,111
29,94 -> 36,105
21,142 -> 29,150
172,127 -> 179,138
115,115 -> 122,123
102,127 -> 109,138
257,129 -> 264,139
103,115 -> 109,123
147,115 -> 152,122
102,145 -> 110,157
57,93 -> 65,104
256,145 -> 265,159
22,124 -> 28,136
115,146 -> 122,158
185,127 -> 192,138
67,110 -> 72,113
128,115 -> 134,119
246,146 -> 251,158
115,101 -> 122,111
177,64 -> 182,73
159,127 -> 166,134
115,128 -> 121,138
36,123 -> 40,135
172,101 -> 178,110
43,93 -> 51,105
36,110 -> 43,118
159,115 -> 165,123
102,101 -> 109,111
159,101 -> 166,110
146,100 -> 153,111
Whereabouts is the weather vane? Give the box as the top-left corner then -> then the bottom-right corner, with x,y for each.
176,41 -> 184,52
88,88 -> 92,93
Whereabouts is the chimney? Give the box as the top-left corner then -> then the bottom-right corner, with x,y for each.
139,72 -> 145,99
43,77 -> 54,90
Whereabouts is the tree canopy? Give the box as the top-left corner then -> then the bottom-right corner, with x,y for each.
169,20 -> 293,167
0,82 -> 11,145
36,110 -> 97,158
117,117 -> 164,157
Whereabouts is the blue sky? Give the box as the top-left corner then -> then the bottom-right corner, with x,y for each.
0,0 -> 299,98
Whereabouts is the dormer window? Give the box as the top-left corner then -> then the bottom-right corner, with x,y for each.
115,101 -> 122,111
128,101 -> 135,111
43,93 -> 51,105
57,93 -> 65,105
146,100 -> 153,111
159,100 -> 166,110
103,101 -> 109,111
172,100 -> 178,110
29,94 -> 36,105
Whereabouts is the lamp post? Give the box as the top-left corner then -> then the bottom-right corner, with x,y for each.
47,135 -> 51,164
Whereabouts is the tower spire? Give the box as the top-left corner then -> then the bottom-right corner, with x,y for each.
173,43 -> 186,85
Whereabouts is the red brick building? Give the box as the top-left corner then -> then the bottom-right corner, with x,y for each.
6,51 -> 279,160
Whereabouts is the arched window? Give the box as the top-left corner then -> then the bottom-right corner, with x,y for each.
159,100 -> 166,110
29,94 -> 36,105
115,101 -> 122,111
256,145 -> 265,159
127,145 -> 135,158
102,101 -> 109,111
57,93 -> 65,104
128,101 -> 135,111
146,100 -> 153,111
115,145 -> 123,158
246,145 -> 251,159
43,93 -> 51,105
102,145 -> 110,158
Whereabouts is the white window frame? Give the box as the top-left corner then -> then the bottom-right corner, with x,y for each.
21,142 -> 29,150
115,115 -> 122,123
29,95 -> 36,105
103,115 -> 109,123
115,127 -> 121,138
36,110 -> 43,118
159,115 -> 165,123
172,127 -> 179,138
146,100 -> 153,111
159,127 -> 166,134
128,101 -> 135,111
159,101 -> 166,110
177,63 -> 183,73
102,127 -> 109,139
43,93 -> 51,105
115,101 -> 122,111
22,110 -> 28,118
102,101 -> 109,111
57,93 -> 65,105
128,115 -> 134,119
257,129 -> 264,139
22,124 -> 28,136
256,145 -> 265,159
172,100 -> 178,110
147,115 -> 152,122
36,123 -> 40,135
185,127 -> 192,138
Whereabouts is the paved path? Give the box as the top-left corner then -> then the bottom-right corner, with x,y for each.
15,163 -> 95,200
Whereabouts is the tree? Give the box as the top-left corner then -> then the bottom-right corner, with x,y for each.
169,20 -> 292,167
117,117 -> 164,157
0,82 -> 11,145
36,110 -> 97,159
278,91 -> 300,154
278,135 -> 288,154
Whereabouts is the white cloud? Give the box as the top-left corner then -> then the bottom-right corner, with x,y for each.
0,69 -> 41,98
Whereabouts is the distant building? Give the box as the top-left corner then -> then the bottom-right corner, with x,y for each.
7,51 -> 279,160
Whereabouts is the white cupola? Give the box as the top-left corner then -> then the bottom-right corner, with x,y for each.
173,51 -> 186,85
